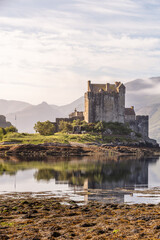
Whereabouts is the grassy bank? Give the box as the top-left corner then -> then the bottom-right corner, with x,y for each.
1,132 -> 137,145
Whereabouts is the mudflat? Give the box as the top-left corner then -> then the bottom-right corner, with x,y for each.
0,194 -> 160,239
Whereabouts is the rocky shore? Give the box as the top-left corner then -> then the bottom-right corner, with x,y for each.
0,142 -> 160,159
0,193 -> 159,239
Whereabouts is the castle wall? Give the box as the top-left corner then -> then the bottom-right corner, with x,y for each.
125,115 -> 135,122
136,115 -> 149,138
117,86 -> 125,123
0,115 -> 12,128
128,116 -> 149,139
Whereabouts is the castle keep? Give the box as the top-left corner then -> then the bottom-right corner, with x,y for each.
84,81 -> 125,123
84,81 -> 149,138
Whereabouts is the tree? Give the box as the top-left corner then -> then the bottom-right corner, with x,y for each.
85,123 -> 96,132
94,121 -> 105,132
34,121 -> 55,136
58,121 -> 73,133
5,126 -> 18,133
72,119 -> 82,126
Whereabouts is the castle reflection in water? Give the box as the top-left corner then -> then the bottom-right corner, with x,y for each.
1,155 -> 159,204
33,155 -> 160,204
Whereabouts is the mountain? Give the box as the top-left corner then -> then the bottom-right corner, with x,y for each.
6,102 -> 62,133
125,77 -> 160,110
6,98 -> 84,133
0,99 -> 31,115
126,93 -> 160,110
57,97 -> 84,117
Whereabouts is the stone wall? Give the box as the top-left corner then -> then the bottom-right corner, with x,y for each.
136,115 -> 149,138
0,115 -> 12,128
128,115 -> 149,139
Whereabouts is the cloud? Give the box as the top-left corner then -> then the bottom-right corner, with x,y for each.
0,0 -> 160,104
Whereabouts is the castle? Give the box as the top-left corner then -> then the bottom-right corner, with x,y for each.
55,80 -> 149,139
83,81 -> 149,138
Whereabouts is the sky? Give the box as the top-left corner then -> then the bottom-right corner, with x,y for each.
0,0 -> 160,105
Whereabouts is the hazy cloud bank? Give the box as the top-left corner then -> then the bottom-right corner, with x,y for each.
0,0 -> 160,104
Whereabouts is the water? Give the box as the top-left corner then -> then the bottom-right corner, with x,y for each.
0,155 -> 160,204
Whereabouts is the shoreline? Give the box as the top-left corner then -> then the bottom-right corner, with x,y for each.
0,142 -> 160,159
0,193 -> 160,239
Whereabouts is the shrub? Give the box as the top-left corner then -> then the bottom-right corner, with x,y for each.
135,132 -> 142,138
58,121 -> 73,133
34,121 -> 55,136
5,126 -> 17,133
0,128 -> 5,140
94,121 -> 105,132
103,122 -> 131,135
72,119 -> 82,126
84,123 -> 96,132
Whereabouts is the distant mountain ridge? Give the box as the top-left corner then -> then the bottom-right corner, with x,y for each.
0,99 -> 31,115
5,97 -> 84,133
125,77 -> 160,110
1,77 -> 160,142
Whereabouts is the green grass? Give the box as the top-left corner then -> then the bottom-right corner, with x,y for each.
1,131 -> 138,145
1,132 -> 103,145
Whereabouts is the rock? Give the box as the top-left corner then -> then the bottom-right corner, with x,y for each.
81,222 -> 96,227
50,226 -> 62,231
101,143 -> 114,147
130,132 -> 136,139
97,229 -> 105,235
50,231 -> 61,238
154,225 -> 160,230
32,236 -> 41,240
0,235 -> 9,240
145,138 -> 159,147
104,129 -> 112,135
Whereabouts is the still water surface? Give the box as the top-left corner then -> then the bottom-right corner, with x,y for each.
0,155 -> 160,204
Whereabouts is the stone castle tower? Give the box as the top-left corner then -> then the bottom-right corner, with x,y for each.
84,81 -> 126,123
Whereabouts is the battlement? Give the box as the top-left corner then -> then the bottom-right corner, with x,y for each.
87,81 -> 125,94
136,115 -> 149,121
